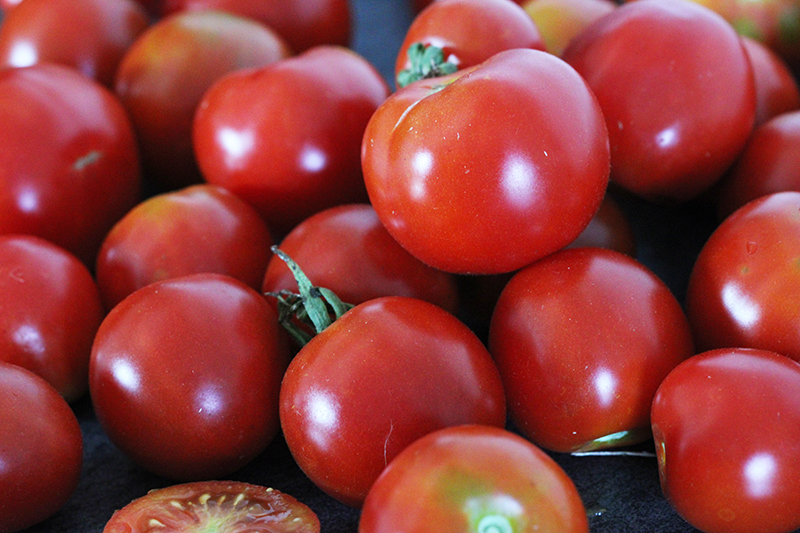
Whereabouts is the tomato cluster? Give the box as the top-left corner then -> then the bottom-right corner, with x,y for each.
1,0 -> 800,532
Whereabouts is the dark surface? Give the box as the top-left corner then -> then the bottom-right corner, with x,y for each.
6,0 -> 788,532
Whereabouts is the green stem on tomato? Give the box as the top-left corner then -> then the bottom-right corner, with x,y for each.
397,42 -> 458,88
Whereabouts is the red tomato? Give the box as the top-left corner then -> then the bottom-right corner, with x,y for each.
194,46 -> 389,236
522,0 -> 617,57
363,48 -> 610,275
0,0 -> 19,10
90,273 -> 290,480
279,296 -> 506,507
489,247 -> 694,453
96,184 -> 273,310
412,0 -> 527,12
103,481 -> 320,533
261,203 -> 459,315
360,425 -> 589,533
651,348 -> 800,533
687,191 -> 800,361
114,10 -> 291,191
0,361 -> 83,533
566,193 -> 636,256
0,63 -> 141,266
0,0 -> 149,87
563,0 -> 756,202
161,0 -> 351,52
0,235 -> 104,402
394,0 -> 546,87
742,37 -> 800,128
715,110 -> 800,219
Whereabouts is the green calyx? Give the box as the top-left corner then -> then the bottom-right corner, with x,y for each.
396,42 -> 458,88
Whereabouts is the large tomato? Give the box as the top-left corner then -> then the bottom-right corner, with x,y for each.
686,191 -> 800,360
563,0 -> 756,202
0,63 -> 141,266
742,37 -> 800,128
0,235 -> 104,402
95,183 -> 273,310
362,48 -> 610,275
488,247 -> 695,453
0,361 -> 83,533
0,0 -> 148,87
360,425 -> 589,533
651,348 -> 800,533
114,10 -> 291,191
279,296 -> 506,508
90,273 -> 290,480
194,46 -> 389,236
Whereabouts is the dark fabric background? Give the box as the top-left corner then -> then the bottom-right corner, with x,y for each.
9,0 -> 795,532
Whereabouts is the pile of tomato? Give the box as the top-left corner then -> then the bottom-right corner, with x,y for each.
1,0 -> 800,531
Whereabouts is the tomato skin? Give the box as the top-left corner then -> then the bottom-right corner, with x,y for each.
194,46 -> 388,236
279,296 -> 507,508
360,425 -> 589,533
96,184 -> 273,310
262,204 -> 459,314
563,0 -> 756,202
489,247 -> 694,453
395,0 -> 546,83
687,191 -> 800,361
103,481 -> 320,533
115,10 -> 291,191
0,361 -> 83,533
363,48 -> 610,275
566,193 -> 636,256
742,37 -> 800,128
651,348 -> 800,533
90,273 -> 290,480
0,0 -> 149,87
0,235 -> 104,402
0,64 -> 141,266
522,0 -> 617,57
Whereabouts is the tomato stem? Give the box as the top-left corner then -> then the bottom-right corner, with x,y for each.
396,42 -> 458,88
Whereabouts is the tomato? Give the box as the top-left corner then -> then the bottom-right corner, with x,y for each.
0,63 -> 141,266
0,0 -> 148,88
651,348 -> 800,533
261,203 -> 459,315
563,0 -> 756,202
522,0 -> 616,57
279,296 -> 506,507
96,184 -> 273,310
90,273 -> 290,480
394,0 -> 545,87
361,425 -> 589,533
0,0 -> 19,10
363,48 -> 610,275
411,0 -> 527,12
194,46 -> 389,236
566,193 -> 636,256
103,481 -> 320,533
742,37 -> 800,128
0,235 -> 104,402
687,191 -> 800,361
114,10 -> 291,192
0,361 -> 83,533
162,0 -> 351,53
488,247 -> 694,453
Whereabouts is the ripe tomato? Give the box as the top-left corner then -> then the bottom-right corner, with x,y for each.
0,63 -> 141,266
261,203 -> 459,315
114,10 -> 291,191
360,425 -> 589,533
103,481 -> 320,533
0,235 -> 104,402
687,191 -> 800,361
489,247 -> 694,453
96,184 -> 273,310
90,273 -> 290,480
194,46 -> 389,236
394,0 -> 545,87
0,0 -> 148,87
651,348 -> 800,533
161,0 -> 351,53
563,0 -> 756,202
742,37 -> 800,128
363,48 -> 610,275
566,193 -> 636,256
522,0 -> 616,57
279,296 -> 506,507
0,361 -> 83,533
